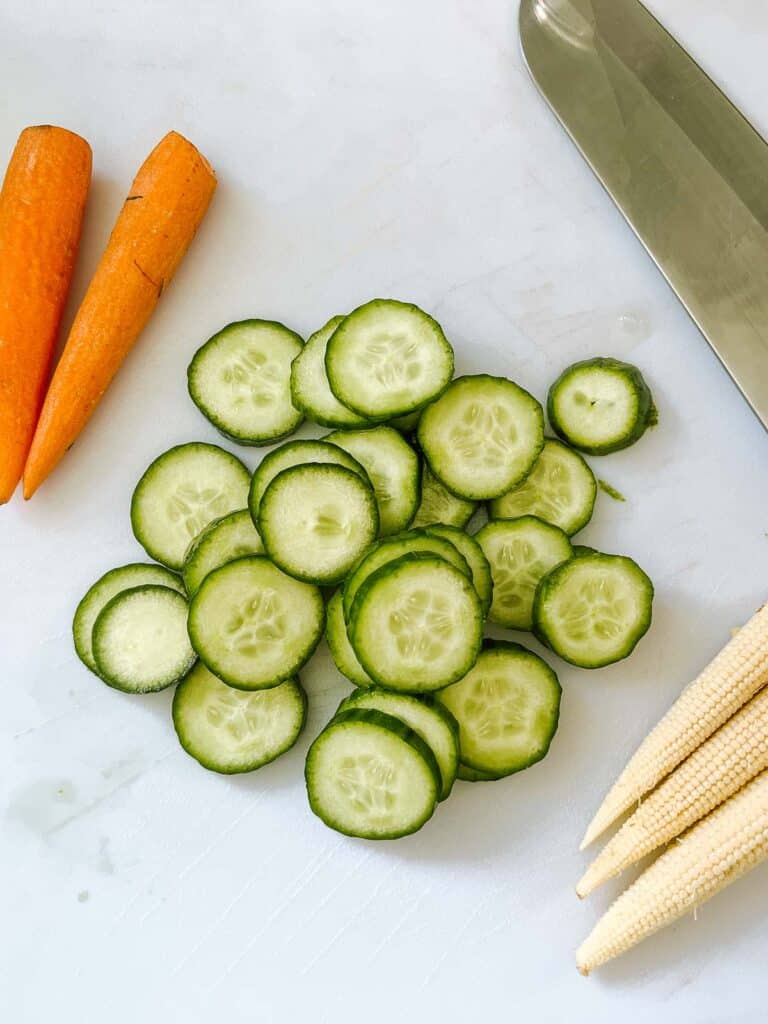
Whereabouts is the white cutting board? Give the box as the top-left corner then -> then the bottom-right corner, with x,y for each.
2,2 -> 767,1021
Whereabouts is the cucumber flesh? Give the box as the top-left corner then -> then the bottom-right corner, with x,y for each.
533,551 -> 653,668
411,464 -> 476,529
325,299 -> 454,420
418,374 -> 544,500
437,641 -> 561,777
290,316 -> 369,428
489,438 -> 596,536
325,426 -> 420,536
183,510 -> 264,596
173,663 -> 306,773
259,464 -> 379,584
305,708 -> 439,839
547,357 -> 655,455
248,439 -> 369,516
92,585 -> 196,693
349,554 -> 483,692
342,530 -> 472,621
188,556 -> 324,689
74,563 -> 184,674
477,516 -> 573,631
188,320 -> 304,444
326,591 -> 374,688
423,524 -> 492,616
339,690 -> 460,800
131,443 -> 251,570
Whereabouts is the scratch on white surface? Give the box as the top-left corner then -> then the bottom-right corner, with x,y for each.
705,572 -> 729,604
464,915 -> 508,949
97,835 -> 115,875
283,847 -> 376,944
12,690 -> 105,739
481,288 -> 533,335
104,789 -> 224,936
657,559 -> 700,583
419,885 -> 503,991
205,836 -> 346,995
367,880 -> 435,961
166,841 -> 289,979
171,794 -> 267,885
432,262 -> 512,306
134,794 -> 269,928
45,750 -> 174,836
298,857 -> 402,978
540,308 -> 602,343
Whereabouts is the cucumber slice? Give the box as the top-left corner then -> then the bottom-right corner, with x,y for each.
411,464 -> 476,529
489,438 -> 597,536
477,516 -> 572,631
73,563 -> 184,674
547,357 -> 656,455
437,641 -> 561,777
325,427 -> 420,536
173,663 -> 306,774
259,464 -> 378,584
305,708 -> 440,839
188,556 -> 324,689
349,554 -> 483,692
248,439 -> 369,516
533,552 -> 653,668
325,299 -> 454,420
326,591 -> 374,688
92,585 -> 195,694
290,315 -> 369,428
423,525 -> 492,616
183,510 -> 264,596
457,764 -> 502,782
188,320 -> 304,444
418,375 -> 544,500
341,530 -> 472,621
131,443 -> 251,570
339,690 -> 459,800
389,410 -> 421,434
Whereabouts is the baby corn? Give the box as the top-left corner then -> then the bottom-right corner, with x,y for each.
577,686 -> 768,897
581,603 -> 768,849
577,769 -> 768,974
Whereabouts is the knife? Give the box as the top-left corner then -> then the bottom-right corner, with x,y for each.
520,0 -> 768,429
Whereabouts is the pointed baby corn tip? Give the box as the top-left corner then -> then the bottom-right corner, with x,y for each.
576,770 -> 768,973
580,821 -> 604,850
575,874 -> 593,900
579,686 -> 768,896
581,603 -> 768,848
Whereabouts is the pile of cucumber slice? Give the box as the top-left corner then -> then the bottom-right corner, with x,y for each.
73,298 -> 656,839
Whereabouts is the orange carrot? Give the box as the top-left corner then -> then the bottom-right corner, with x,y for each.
23,131 -> 217,498
0,126 -> 91,503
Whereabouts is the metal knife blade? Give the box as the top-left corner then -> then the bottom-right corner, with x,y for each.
520,0 -> 768,429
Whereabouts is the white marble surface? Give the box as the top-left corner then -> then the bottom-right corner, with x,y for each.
3,2 -> 768,1020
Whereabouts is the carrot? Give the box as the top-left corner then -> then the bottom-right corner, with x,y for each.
23,131 -> 217,498
0,126 -> 92,503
